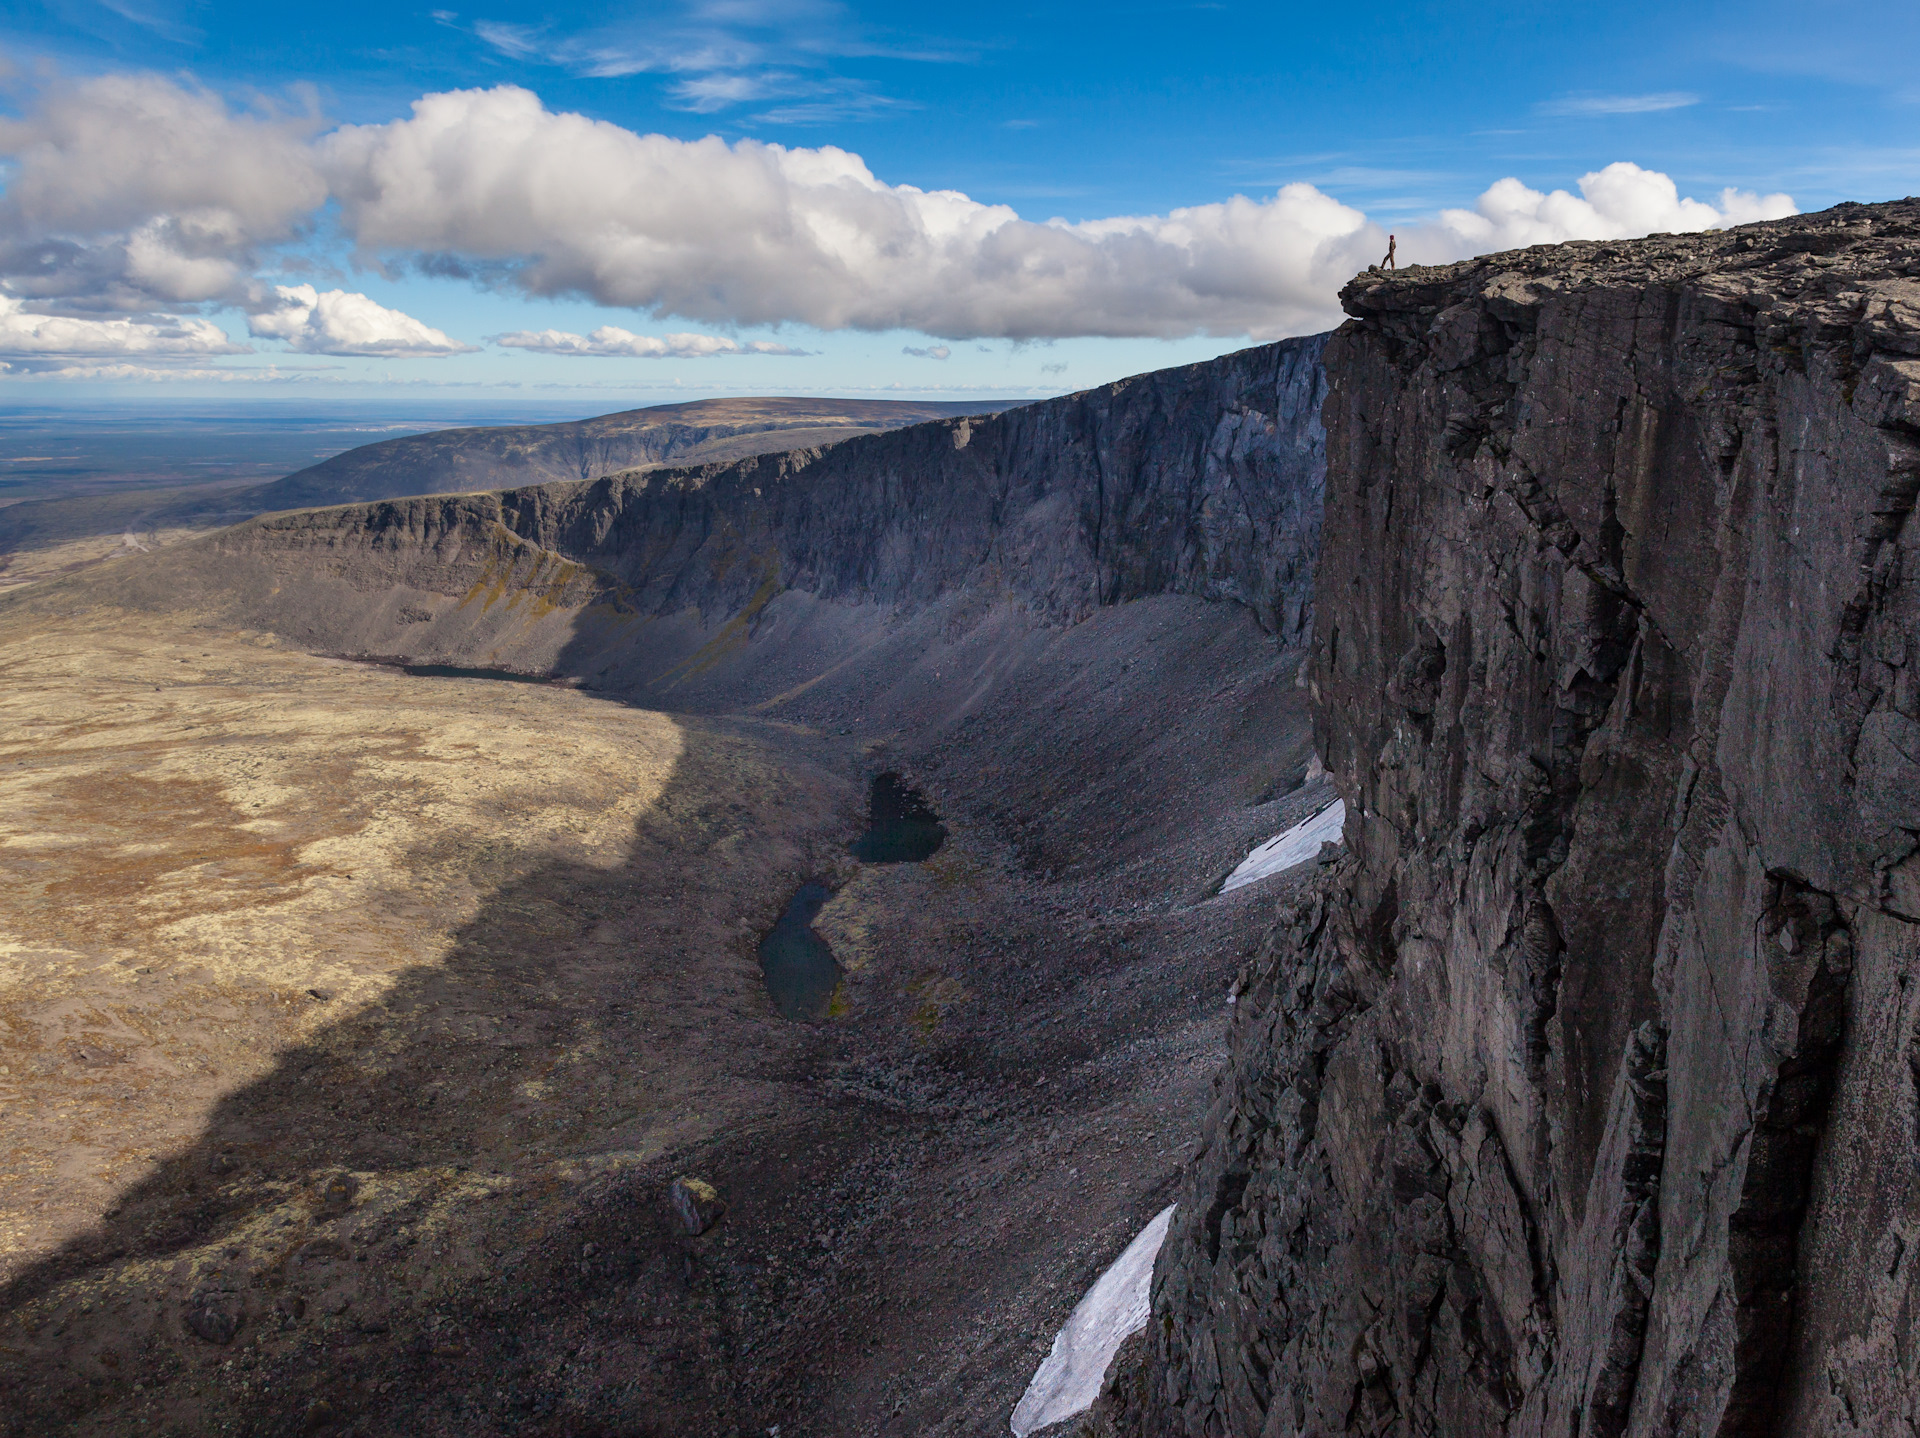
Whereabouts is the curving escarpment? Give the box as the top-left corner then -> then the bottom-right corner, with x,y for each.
1131,199 -> 1920,1437
79,335 -> 1326,707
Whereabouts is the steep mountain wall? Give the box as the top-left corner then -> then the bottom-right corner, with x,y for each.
0,396 -> 1004,557
1135,200 -> 1920,1437
83,335 -> 1326,695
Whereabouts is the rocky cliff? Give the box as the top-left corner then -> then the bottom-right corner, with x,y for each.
89,335 -> 1326,699
1134,199 -> 1920,1437
0,396 -> 1006,561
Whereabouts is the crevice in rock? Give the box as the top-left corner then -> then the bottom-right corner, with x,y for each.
1717,875 -> 1854,1436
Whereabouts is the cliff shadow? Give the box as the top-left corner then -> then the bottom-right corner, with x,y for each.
0,698 -> 873,1438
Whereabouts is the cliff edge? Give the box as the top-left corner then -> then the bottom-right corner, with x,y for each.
55,336 -> 1325,707
1134,199 -> 1920,1437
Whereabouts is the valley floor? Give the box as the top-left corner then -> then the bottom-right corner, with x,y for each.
0,601 -> 1317,1436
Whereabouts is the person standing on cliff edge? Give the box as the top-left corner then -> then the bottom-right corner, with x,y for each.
1382,234 -> 1397,269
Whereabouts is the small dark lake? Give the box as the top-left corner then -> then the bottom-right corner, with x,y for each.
757,882 -> 842,1022
849,772 -> 946,864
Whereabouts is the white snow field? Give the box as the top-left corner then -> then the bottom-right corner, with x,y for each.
1219,798 -> 1345,893
1010,1204 -> 1177,1436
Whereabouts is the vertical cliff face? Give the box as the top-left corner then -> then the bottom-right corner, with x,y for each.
1139,200 -> 1920,1437
106,334 -> 1326,684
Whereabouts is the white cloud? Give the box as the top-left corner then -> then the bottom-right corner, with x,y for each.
318,86 -> 1382,339
6,362 -> 330,383
0,73 -> 324,308
1538,92 -> 1701,117
0,73 -> 1803,351
1410,161 -> 1796,259
0,295 -> 246,362
245,284 -> 475,356
901,344 -> 950,359
464,2 -> 959,120
318,88 -> 1798,340
491,325 -> 804,357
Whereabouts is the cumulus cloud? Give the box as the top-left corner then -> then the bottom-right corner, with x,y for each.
491,325 -> 805,357
902,344 -> 950,359
0,73 -> 323,308
1408,162 -> 1796,261
0,73 -> 1802,353
318,86 -> 1383,338
0,295 -> 246,364
316,88 -> 1798,340
245,284 -> 475,356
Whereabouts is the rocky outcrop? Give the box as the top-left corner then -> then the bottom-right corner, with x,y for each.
1138,199 -> 1920,1436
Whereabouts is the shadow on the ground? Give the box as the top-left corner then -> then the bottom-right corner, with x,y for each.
0,709 -> 872,1438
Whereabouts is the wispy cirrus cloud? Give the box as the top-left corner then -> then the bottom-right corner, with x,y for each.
464,0 -> 965,121
1538,91 -> 1701,117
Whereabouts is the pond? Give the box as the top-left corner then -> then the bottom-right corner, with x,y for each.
848,772 -> 946,864
757,881 -> 842,1022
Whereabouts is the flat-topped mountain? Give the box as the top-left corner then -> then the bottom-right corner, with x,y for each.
0,395 -> 1011,581
246,395 -> 1014,512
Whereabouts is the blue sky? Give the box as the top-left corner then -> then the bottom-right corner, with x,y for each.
1,0 -> 1914,407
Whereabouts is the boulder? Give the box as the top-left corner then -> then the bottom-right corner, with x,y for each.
670,1176 -> 726,1236
183,1288 -> 242,1345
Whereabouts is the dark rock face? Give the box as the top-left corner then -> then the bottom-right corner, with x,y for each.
99,335 -> 1325,674
0,397 -> 1009,559
1140,200 -> 1920,1436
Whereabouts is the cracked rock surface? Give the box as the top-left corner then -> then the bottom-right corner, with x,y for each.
1123,200 -> 1920,1437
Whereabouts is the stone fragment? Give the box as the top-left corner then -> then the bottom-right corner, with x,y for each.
311,1170 -> 359,1219
183,1288 -> 242,1345
671,1176 -> 726,1236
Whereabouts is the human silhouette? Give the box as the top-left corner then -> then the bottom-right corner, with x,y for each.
1382,234 -> 1397,270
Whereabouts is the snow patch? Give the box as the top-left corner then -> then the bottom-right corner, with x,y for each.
1220,799 -> 1345,892
1010,1204 -> 1176,1437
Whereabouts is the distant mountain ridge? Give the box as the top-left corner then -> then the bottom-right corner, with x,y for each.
247,396 -> 1008,511
0,396 -> 1012,563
